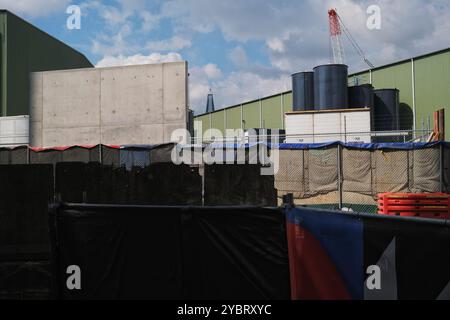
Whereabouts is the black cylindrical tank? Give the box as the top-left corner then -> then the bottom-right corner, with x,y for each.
313,64 -> 348,110
292,71 -> 314,111
348,84 -> 374,109
373,89 -> 399,131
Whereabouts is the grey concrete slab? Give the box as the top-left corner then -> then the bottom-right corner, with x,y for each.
42,127 -> 101,146
29,61 -> 188,147
42,69 -> 101,129
100,64 -> 164,126
29,73 -> 43,123
163,62 -> 187,124
101,124 -> 164,145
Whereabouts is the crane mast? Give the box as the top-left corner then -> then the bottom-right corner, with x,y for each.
328,8 -> 374,69
328,9 -> 345,64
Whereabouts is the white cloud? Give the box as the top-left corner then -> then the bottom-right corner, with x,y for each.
202,64 -> 222,79
95,52 -> 183,67
140,10 -> 161,32
161,0 -> 450,72
228,46 -> 248,66
91,23 -> 137,56
83,0 -> 163,57
189,63 -> 290,115
147,36 -> 192,51
0,0 -> 71,17
84,0 -> 450,114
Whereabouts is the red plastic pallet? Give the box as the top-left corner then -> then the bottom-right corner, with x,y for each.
377,192 -> 450,220
378,192 -> 449,200
378,198 -> 449,205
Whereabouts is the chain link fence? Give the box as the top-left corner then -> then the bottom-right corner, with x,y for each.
275,142 -> 448,213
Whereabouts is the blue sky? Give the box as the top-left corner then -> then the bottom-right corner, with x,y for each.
1,0 -> 449,114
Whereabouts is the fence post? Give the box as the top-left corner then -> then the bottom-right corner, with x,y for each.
440,143 -> 444,193
99,144 -> 103,165
337,144 -> 343,209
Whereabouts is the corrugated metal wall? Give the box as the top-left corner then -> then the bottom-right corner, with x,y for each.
196,50 -> 450,139
0,11 -> 93,117
196,92 -> 292,140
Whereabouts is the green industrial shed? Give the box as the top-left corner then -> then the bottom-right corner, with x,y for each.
195,47 -> 450,139
0,10 -> 93,117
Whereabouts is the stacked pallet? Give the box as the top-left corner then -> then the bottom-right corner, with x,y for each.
378,193 -> 450,220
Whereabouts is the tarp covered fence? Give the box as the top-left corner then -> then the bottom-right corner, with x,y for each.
275,141 -> 449,211
0,164 -> 53,262
47,202 -> 450,300
0,164 -> 54,299
286,206 -> 450,300
204,164 -> 277,206
56,162 -> 202,205
0,144 -> 176,166
49,203 -> 290,300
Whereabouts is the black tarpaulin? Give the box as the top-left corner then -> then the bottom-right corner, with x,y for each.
363,217 -> 450,300
10,147 -> 28,164
149,143 -> 176,163
0,164 -> 53,261
30,150 -> 62,164
119,149 -> 150,170
56,162 -> 202,205
204,164 -> 277,206
0,149 -> 9,164
101,145 -> 120,167
0,261 -> 52,299
50,204 -> 290,300
61,146 -> 100,163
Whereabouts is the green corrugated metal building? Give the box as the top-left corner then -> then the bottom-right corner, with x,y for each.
0,10 -> 93,116
195,47 -> 450,139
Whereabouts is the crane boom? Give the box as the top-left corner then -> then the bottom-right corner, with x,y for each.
328,9 -> 345,64
328,8 -> 374,69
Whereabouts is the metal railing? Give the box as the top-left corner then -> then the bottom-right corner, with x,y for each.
191,129 -> 434,144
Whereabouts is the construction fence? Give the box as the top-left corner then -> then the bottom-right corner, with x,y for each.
275,141 -> 450,213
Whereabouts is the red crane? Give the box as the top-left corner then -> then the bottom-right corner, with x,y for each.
328,9 -> 345,64
328,8 -> 374,68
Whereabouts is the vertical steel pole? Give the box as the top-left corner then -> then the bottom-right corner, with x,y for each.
337,144 -> 343,209
411,58 -> 417,138
99,144 -> 103,164
259,99 -> 263,129
440,143 -> 444,193
280,93 -> 284,130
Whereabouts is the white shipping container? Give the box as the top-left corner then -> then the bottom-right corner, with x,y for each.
0,115 -> 29,146
285,108 -> 371,143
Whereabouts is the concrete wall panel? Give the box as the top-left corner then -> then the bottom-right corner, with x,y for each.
163,62 -> 187,123
30,61 -> 187,147
42,69 -> 101,129
100,64 -> 164,126
102,124 -> 164,145
43,127 -> 101,146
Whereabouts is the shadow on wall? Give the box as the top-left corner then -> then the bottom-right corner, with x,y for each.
399,103 -> 414,130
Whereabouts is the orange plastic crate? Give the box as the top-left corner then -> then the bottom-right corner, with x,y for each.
377,192 -> 450,220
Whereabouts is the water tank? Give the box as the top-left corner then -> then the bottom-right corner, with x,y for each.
373,89 -> 399,131
292,71 -> 314,111
348,84 -> 374,109
313,64 -> 348,110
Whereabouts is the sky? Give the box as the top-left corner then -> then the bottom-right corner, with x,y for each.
1,0 -> 449,115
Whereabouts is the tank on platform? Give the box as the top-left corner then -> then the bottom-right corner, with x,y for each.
313,64 -> 348,110
373,89 -> 400,131
292,71 -> 314,111
348,84 -> 374,109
